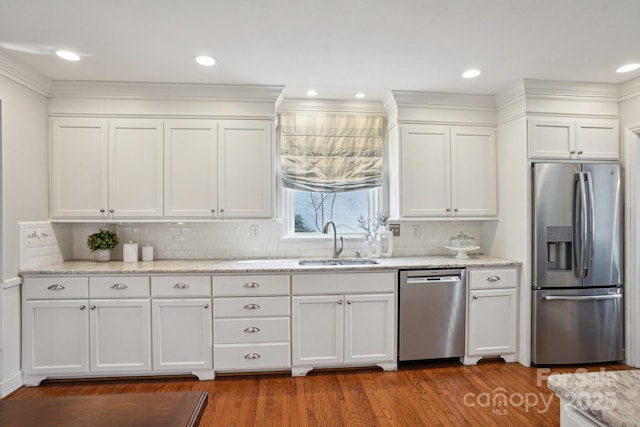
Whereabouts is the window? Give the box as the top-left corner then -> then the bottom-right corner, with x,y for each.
288,188 -> 379,235
280,112 -> 384,237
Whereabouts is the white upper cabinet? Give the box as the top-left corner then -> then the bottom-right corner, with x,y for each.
164,120 -> 218,218
164,119 -> 273,219
51,118 -> 164,220
217,120 -> 273,218
450,127 -> 497,217
50,118 -> 109,219
52,117 -> 274,220
395,124 -> 497,218
528,118 -> 619,160
108,120 -> 164,218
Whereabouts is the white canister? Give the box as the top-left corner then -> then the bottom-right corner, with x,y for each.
123,241 -> 138,262
142,244 -> 154,262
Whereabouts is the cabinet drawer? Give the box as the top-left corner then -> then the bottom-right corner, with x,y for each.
292,272 -> 395,295
214,343 -> 291,371
214,317 -> 290,344
23,277 -> 89,299
151,276 -> 211,297
89,276 -> 150,298
468,268 -> 518,289
213,275 -> 290,296
213,296 -> 290,318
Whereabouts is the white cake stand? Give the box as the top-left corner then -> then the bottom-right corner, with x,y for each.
445,245 -> 480,259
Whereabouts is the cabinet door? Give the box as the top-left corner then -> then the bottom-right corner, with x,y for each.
576,120 -> 619,160
344,293 -> 394,364
292,295 -> 343,367
217,120 -> 272,218
528,119 -> 575,159
164,120 -> 218,218
399,125 -> 451,217
152,299 -> 212,371
450,127 -> 497,217
50,118 -> 109,219
90,299 -> 151,372
467,288 -> 517,357
109,120 -> 164,218
23,299 -> 90,376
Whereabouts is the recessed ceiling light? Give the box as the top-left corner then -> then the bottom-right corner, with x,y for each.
55,50 -> 80,61
462,69 -> 482,79
354,92 -> 366,99
195,55 -> 216,66
616,63 -> 640,73
306,89 -> 318,96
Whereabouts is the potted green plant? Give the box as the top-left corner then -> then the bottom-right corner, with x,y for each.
87,229 -> 119,262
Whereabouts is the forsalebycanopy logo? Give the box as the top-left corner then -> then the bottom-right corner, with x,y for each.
462,367 -> 618,416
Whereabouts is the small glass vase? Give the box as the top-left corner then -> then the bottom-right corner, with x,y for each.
366,236 -> 381,258
378,226 -> 394,258
94,249 -> 112,262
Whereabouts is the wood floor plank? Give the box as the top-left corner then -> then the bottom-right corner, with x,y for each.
4,360 -> 633,426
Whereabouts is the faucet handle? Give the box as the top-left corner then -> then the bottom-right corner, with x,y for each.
355,250 -> 361,259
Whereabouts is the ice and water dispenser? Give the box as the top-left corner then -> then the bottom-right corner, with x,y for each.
545,226 -> 573,272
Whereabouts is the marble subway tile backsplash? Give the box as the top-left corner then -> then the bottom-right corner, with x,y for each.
22,220 -> 484,266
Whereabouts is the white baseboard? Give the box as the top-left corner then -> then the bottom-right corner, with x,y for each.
1,370 -> 24,397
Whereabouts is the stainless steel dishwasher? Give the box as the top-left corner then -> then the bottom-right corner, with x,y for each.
398,269 -> 466,361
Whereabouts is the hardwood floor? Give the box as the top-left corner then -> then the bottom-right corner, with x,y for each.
4,360 -> 632,426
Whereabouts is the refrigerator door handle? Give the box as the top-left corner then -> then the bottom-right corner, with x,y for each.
584,171 -> 595,277
543,294 -> 622,302
578,172 -> 588,279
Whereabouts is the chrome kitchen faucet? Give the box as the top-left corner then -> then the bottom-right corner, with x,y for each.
322,221 -> 343,259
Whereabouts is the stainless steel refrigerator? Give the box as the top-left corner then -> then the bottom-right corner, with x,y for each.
531,162 -> 623,365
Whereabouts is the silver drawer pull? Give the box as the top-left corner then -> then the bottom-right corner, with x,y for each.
80,305 -> 86,310
487,275 -> 501,282
244,353 -> 261,360
47,284 -> 65,291
174,283 -> 190,289
244,327 -> 260,333
244,282 -> 260,288
244,303 -> 260,310
111,283 -> 128,290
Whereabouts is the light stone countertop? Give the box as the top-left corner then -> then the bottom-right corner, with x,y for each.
19,255 -> 520,275
548,370 -> 640,427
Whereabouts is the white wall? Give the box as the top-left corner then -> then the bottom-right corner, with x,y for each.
0,68 -> 50,396
619,76 -> 640,367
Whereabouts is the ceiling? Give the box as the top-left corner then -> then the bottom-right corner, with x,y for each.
1,0 -> 639,101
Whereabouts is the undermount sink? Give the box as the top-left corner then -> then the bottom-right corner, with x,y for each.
298,258 -> 379,266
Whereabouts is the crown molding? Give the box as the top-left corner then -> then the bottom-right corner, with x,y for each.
278,98 -> 386,114
48,80 -> 284,103
522,79 -> 619,103
619,75 -> 640,103
390,90 -> 496,112
0,52 -> 51,96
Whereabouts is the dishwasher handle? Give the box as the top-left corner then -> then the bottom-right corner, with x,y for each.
406,276 -> 461,284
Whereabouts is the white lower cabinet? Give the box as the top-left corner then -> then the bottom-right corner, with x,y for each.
463,267 -> 518,365
151,276 -> 213,379
22,275 -> 215,385
291,272 -> 397,376
212,275 -> 291,372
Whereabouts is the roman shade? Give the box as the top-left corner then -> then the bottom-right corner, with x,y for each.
280,112 -> 383,193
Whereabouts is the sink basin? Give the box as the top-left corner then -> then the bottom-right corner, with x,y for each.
298,258 -> 379,266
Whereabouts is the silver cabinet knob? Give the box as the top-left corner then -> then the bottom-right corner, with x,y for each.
80,305 -> 86,310
100,209 -> 105,213
453,208 -> 459,212
346,300 -> 352,305
109,209 -> 115,213
211,209 -> 216,213
473,295 -> 478,300
90,305 -> 96,310
337,300 -> 343,305
204,304 -> 209,309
